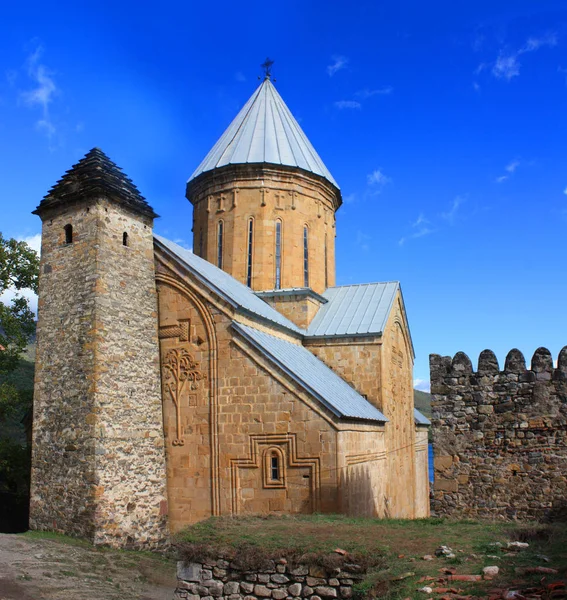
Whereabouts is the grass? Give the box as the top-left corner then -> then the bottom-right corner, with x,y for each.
175,514 -> 567,599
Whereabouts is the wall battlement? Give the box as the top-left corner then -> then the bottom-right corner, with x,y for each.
430,346 -> 567,520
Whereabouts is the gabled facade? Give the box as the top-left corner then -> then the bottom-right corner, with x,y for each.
30,75 -> 429,548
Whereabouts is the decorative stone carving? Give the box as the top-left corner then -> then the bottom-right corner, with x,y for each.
162,347 -> 206,446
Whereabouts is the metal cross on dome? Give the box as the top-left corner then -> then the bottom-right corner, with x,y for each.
261,57 -> 274,79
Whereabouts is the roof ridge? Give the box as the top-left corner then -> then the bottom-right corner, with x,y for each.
327,281 -> 400,289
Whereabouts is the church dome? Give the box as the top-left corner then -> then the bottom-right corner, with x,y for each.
188,78 -> 339,190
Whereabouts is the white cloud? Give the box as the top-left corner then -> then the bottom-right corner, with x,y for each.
356,230 -> 371,251
441,196 -> 464,224
563,186 -> 567,195
414,378 -> 431,393
505,160 -> 520,173
490,33 -> 557,81
174,238 -> 193,252
334,100 -> 361,110
21,43 -> 59,143
496,159 -> 521,183
343,193 -> 356,204
367,169 -> 391,187
399,213 -> 434,246
355,87 -> 393,99
21,233 -> 41,254
327,55 -> 348,77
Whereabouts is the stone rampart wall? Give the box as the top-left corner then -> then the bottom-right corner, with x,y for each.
174,557 -> 363,600
430,346 -> 567,519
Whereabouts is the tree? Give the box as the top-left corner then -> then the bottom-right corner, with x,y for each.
0,233 -> 39,421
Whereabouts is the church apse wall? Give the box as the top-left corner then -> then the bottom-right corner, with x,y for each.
431,347 -> 567,519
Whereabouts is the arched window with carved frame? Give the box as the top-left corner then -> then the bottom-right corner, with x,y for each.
275,219 -> 282,289
263,446 -> 286,488
303,225 -> 309,288
246,217 -> 254,287
217,220 -> 224,269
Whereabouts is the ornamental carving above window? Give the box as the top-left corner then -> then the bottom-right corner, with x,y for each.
162,347 -> 206,446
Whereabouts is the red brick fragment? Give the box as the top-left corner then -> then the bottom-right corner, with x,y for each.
449,575 -> 482,582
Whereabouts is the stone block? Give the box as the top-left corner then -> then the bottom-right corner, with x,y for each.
273,591 -> 288,600
271,574 -> 290,584
224,582 -> 240,595
288,583 -> 302,596
315,587 -> 338,598
434,456 -> 453,471
240,582 -> 254,594
339,587 -> 352,599
177,562 -> 203,583
435,479 -> 458,492
255,584 -> 273,597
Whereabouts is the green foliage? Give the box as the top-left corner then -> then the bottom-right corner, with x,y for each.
0,232 -> 39,422
0,438 -> 30,494
413,390 -> 431,418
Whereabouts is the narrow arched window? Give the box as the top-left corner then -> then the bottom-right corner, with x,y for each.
122,232 -> 128,246
271,452 -> 280,481
263,446 -> 285,488
217,220 -> 224,269
275,220 -> 282,289
64,224 -> 73,244
198,230 -> 203,258
303,226 -> 309,288
246,218 -> 254,287
324,232 -> 328,289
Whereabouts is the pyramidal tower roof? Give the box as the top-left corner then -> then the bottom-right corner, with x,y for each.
188,78 -> 339,189
33,147 -> 158,219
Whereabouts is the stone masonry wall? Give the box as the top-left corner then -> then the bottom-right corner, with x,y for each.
430,346 -> 567,519
31,198 -> 168,548
174,557 -> 364,600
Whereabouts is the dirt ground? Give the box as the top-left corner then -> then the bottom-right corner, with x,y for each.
0,533 -> 176,600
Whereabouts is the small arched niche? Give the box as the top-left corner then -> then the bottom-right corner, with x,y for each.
64,224 -> 73,244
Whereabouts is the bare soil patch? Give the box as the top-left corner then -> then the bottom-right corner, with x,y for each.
0,532 -> 176,600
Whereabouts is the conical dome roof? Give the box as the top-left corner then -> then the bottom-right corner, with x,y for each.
188,78 -> 339,189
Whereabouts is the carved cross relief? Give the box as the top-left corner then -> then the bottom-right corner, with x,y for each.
159,319 -> 206,446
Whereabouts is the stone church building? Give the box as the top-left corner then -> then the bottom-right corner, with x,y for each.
29,75 -> 430,548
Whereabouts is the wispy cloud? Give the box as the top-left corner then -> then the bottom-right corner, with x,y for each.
21,43 -> 59,144
367,169 -> 391,187
327,55 -> 348,77
334,100 -> 361,110
398,214 -> 434,246
356,230 -> 371,251
343,193 -> 356,204
414,378 -> 431,393
441,195 -> 464,224
489,33 -> 557,81
355,87 -> 393,99
496,159 -> 521,183
563,186 -> 567,195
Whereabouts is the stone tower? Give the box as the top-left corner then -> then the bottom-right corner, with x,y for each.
186,76 -> 342,324
30,148 -> 168,548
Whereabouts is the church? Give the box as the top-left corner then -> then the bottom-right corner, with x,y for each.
29,71 -> 430,548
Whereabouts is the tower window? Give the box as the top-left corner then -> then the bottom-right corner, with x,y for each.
64,224 -> 73,244
303,226 -> 309,288
275,220 -> 282,289
122,232 -> 128,246
217,220 -> 224,269
246,218 -> 254,287
199,230 -> 203,258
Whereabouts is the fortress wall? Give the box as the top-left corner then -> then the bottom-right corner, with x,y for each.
430,347 -> 567,519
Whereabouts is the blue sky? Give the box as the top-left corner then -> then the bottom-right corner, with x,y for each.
1,0 -> 566,389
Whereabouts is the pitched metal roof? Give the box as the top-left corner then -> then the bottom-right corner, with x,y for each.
306,282 -> 400,338
414,408 -> 431,426
154,235 -> 302,334
233,323 -> 387,423
33,148 -> 158,219
188,78 -> 339,189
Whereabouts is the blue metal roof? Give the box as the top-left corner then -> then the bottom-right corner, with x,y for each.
414,408 -> 431,426
188,78 -> 339,189
306,282 -> 399,338
154,235 -> 302,335
233,322 -> 388,423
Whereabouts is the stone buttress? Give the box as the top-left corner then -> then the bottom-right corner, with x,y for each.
29,148 -> 168,548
